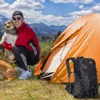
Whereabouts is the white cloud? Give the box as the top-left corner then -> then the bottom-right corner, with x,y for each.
77,3 -> 100,14
91,4 -> 100,12
0,0 -> 44,18
84,0 -> 94,3
0,0 -> 5,4
0,0 -> 10,9
70,9 -> 93,17
50,0 -> 94,4
79,5 -> 84,9
33,14 -> 72,26
10,0 -> 44,10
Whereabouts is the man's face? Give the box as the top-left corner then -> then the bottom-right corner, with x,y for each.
12,15 -> 24,28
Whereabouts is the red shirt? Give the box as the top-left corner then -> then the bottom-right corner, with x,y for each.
15,22 -> 40,57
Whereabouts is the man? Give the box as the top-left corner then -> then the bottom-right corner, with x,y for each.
2,11 -> 40,79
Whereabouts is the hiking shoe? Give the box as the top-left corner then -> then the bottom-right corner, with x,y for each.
19,70 -> 32,79
15,67 -> 25,77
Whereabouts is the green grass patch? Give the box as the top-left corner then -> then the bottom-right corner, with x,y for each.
39,41 -> 53,58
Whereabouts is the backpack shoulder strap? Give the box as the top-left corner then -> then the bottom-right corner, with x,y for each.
66,57 -> 76,78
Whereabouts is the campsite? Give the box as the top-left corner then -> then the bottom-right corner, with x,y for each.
1,0 -> 100,99
0,41 -> 99,100
0,13 -> 100,99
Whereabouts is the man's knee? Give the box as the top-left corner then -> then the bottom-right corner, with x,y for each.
12,46 -> 23,55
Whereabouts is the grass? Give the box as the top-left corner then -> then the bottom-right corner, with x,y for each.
0,79 -> 99,100
39,41 -> 53,58
0,41 -> 100,100
0,79 -> 75,100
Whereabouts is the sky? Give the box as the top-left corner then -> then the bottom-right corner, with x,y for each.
0,0 -> 100,26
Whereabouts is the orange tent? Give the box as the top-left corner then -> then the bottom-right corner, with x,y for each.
34,13 -> 100,83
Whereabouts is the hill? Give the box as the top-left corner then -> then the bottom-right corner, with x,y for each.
29,22 -> 66,35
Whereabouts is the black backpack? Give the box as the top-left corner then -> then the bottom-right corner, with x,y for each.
65,57 -> 98,98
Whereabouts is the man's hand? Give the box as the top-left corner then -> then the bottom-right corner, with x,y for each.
2,41 -> 13,51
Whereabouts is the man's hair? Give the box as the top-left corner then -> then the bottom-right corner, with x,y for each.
12,11 -> 24,18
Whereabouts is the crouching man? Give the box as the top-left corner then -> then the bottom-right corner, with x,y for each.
2,11 -> 40,79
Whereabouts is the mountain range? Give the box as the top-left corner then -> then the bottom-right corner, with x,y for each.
0,15 -> 67,35
0,15 -> 9,35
